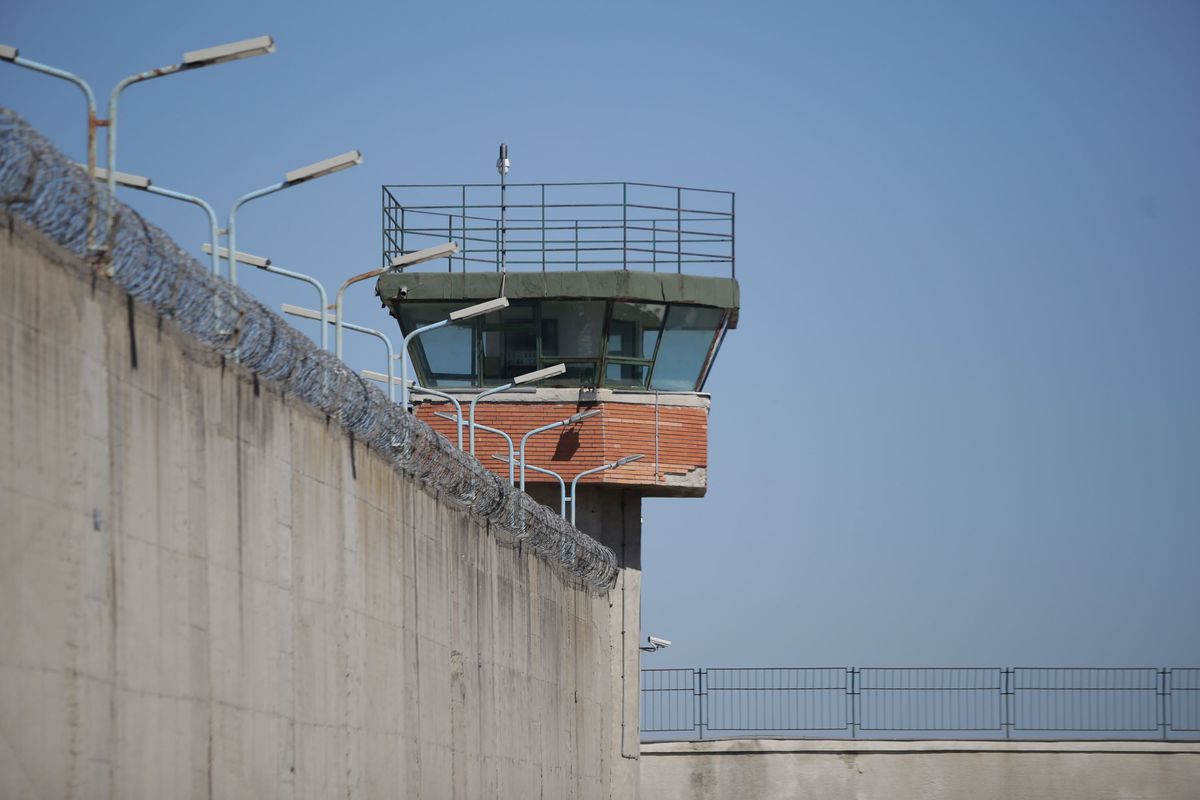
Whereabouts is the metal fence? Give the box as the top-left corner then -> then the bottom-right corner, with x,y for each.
381,182 -> 735,278
641,667 -> 1200,741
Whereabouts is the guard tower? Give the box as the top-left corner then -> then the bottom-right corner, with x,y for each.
375,161 -> 738,530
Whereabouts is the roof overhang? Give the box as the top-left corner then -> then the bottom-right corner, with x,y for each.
377,270 -> 740,328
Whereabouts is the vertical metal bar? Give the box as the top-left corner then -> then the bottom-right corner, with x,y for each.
495,219 -> 500,273
849,668 -> 859,738
697,669 -> 706,740
574,220 -> 579,271
622,183 -> 628,271
461,184 -> 467,273
541,183 -> 546,272
1160,669 -> 1170,740
652,219 -> 657,272
447,217 -> 453,272
400,207 -> 406,255
500,169 -> 507,273
1002,668 -> 1013,739
730,191 -> 736,279
676,187 -> 682,274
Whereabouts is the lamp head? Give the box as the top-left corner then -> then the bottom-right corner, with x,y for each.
389,241 -> 459,271
83,165 -> 150,189
513,363 -> 566,386
284,150 -> 362,185
448,296 -> 508,321
202,243 -> 270,268
567,409 -> 602,425
183,35 -> 276,68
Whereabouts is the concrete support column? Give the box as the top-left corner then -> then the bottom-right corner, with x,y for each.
571,486 -> 643,800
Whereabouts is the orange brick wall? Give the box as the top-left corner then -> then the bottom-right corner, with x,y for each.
414,400 -> 708,494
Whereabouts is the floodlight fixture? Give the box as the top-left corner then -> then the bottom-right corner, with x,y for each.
569,454 -> 646,526
332,241 -> 454,361
395,292 -> 505,408
448,295 -> 507,320
284,150 -> 362,186
513,363 -> 567,386
469,363 -> 566,456
106,36 -> 276,258
389,241 -> 460,271
183,36 -> 276,68
229,148 -> 360,286
86,165 -> 150,189
518,407 -> 602,492
202,243 -> 269,269
0,45 -> 18,61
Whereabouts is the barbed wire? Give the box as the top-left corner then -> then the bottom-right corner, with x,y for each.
0,107 -> 618,593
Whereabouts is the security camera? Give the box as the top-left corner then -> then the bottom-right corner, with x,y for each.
398,286 -> 409,299
647,636 -> 671,649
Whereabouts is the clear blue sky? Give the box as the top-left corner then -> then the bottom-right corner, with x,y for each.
4,1 -> 1198,667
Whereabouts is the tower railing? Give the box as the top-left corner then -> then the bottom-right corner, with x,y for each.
382,181 -> 735,279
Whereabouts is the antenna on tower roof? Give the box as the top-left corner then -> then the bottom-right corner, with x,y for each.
497,143 -> 510,273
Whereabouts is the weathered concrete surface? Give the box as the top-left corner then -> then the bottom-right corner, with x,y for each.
0,214 -> 639,798
641,738 -> 1200,800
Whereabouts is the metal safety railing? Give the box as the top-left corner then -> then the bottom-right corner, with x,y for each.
641,667 -> 1200,741
381,182 -> 735,278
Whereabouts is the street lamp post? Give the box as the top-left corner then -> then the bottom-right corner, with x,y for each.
414,386 -> 465,449
283,305 -> 395,400
397,294 -> 508,408
4,38 -> 276,255
334,241 -> 460,362
229,149 -> 361,285
441,415 -> 514,484
518,409 -> 602,493
85,166 -> 221,272
105,37 -> 276,250
469,363 -> 567,457
2,46 -> 101,249
569,455 -> 645,526
206,246 -> 329,348
493,455 -> 567,516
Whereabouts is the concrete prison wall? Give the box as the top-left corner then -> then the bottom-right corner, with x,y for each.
0,207 -> 637,797
640,738 -> 1200,800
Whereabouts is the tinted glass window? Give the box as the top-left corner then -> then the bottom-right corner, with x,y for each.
608,302 -> 665,360
541,301 -> 605,358
649,305 -> 725,391
398,303 -> 476,386
606,361 -> 649,388
480,302 -> 537,384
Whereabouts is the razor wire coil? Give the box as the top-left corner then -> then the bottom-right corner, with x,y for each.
0,107 -> 618,593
